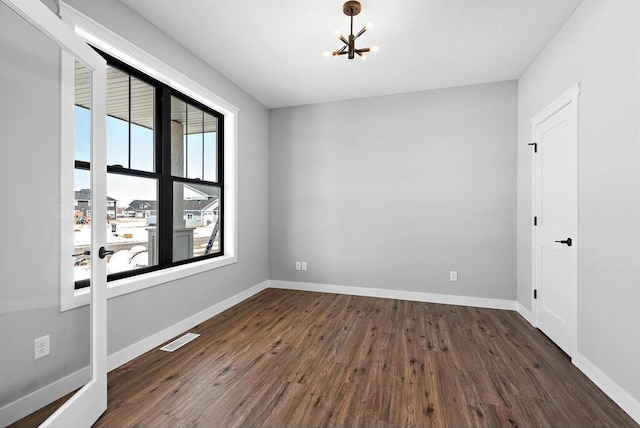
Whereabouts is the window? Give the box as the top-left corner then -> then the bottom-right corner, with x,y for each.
60,3 -> 238,309
72,52 -> 224,289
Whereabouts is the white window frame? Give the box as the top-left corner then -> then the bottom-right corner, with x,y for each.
60,2 -> 238,311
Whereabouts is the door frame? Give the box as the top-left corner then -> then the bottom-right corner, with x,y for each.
530,83 -> 580,358
1,0 -> 108,426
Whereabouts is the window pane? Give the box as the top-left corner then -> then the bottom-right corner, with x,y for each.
74,61 -> 91,162
106,66 -> 129,167
73,61 -> 92,284
131,123 -> 153,171
203,112 -> 218,182
73,169 -> 91,283
186,104 -> 203,180
170,97 -> 215,181
130,76 -> 154,171
107,116 -> 128,167
105,174 -> 158,274
172,182 -> 220,262
170,96 -> 187,177
74,106 -> 91,162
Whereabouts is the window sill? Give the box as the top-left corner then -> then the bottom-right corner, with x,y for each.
62,255 -> 237,311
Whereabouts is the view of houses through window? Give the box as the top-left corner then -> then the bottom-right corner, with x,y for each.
72,55 -> 223,287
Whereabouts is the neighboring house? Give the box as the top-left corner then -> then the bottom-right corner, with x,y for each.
183,183 -> 219,226
121,196 -> 218,227
74,189 -> 118,219
123,200 -> 157,220
107,198 -> 117,219
184,198 -> 219,227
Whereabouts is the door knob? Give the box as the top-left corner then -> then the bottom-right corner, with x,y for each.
554,238 -> 572,247
98,247 -> 115,259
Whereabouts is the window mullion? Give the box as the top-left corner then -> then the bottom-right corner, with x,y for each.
216,114 -> 224,255
184,103 -> 188,178
158,85 -> 173,266
201,110 -> 205,181
128,74 -> 132,169
75,160 -> 91,170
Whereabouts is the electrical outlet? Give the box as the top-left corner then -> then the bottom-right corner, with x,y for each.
295,261 -> 301,270
34,335 -> 50,360
301,261 -> 307,271
450,271 -> 458,282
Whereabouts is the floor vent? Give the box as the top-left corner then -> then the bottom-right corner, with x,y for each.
160,332 -> 200,352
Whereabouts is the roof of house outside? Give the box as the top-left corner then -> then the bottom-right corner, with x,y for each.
184,183 -> 220,198
125,200 -> 157,211
183,198 -> 218,212
75,188 -> 117,202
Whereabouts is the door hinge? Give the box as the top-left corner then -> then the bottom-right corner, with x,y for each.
534,290 -> 538,299
533,216 -> 537,226
528,142 -> 538,153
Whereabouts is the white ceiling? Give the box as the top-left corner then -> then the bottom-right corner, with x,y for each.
119,0 -> 582,109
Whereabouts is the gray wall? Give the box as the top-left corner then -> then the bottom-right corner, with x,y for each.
0,0 -> 269,415
517,0 -> 640,401
0,3 -> 90,411
270,81 -> 518,300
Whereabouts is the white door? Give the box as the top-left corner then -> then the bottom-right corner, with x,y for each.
1,1 -> 108,426
532,84 -> 579,358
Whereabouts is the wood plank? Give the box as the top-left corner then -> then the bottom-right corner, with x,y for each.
13,289 -> 638,428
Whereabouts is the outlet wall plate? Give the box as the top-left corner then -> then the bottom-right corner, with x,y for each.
34,335 -> 50,360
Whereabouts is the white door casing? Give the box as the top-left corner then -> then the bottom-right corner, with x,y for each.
531,84 -> 579,359
1,0 -> 108,426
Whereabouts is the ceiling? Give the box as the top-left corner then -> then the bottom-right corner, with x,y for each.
119,0 -> 582,109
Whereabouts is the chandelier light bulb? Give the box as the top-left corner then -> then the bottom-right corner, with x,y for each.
371,46 -> 379,52
322,51 -> 332,57
366,21 -> 374,30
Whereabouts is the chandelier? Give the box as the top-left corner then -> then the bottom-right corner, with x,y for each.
324,1 -> 377,60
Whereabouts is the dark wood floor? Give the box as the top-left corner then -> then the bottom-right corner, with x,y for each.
14,288 -> 638,427
8,390 -> 75,428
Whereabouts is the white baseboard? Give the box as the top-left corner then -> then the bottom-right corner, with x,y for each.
516,302 -> 535,326
0,367 -> 90,428
518,304 -> 639,425
268,280 -> 517,311
516,304 -> 639,424
574,354 -> 640,425
107,280 -> 269,371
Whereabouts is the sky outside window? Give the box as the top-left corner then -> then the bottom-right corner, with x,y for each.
74,105 -> 211,207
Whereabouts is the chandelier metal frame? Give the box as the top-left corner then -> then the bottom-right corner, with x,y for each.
328,1 -> 373,60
